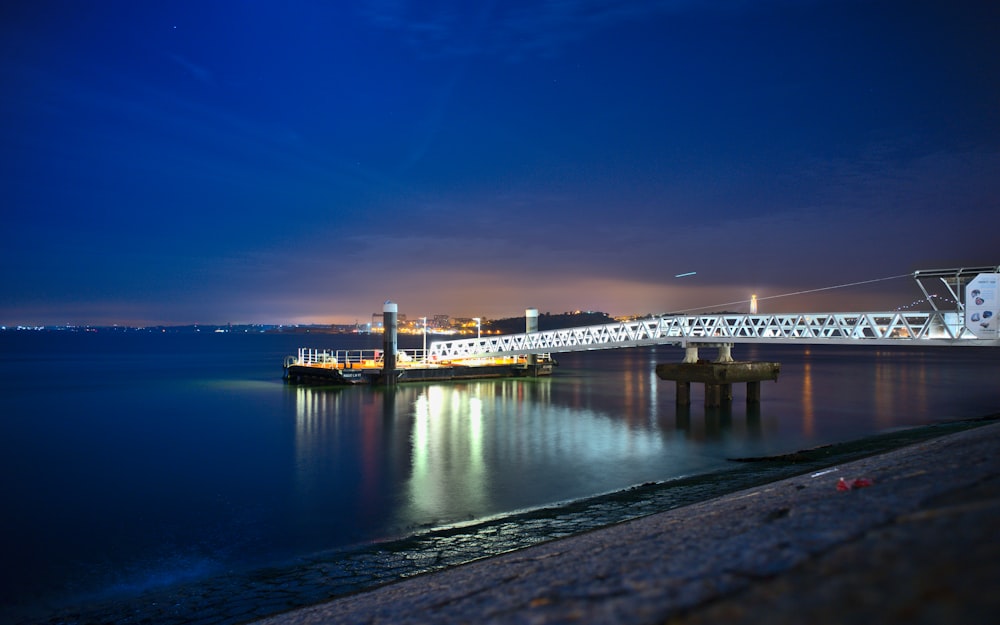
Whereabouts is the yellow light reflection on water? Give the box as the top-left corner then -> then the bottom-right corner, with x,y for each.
801,351 -> 814,437
407,386 -> 487,519
873,349 -> 929,429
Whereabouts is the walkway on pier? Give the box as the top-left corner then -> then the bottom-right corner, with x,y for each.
428,309 -> 997,360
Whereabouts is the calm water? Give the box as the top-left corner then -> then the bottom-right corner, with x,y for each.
0,331 -> 997,621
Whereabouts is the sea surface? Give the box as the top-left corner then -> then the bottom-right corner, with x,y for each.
0,330 -> 997,623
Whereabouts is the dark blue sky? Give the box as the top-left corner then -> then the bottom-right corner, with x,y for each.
2,0 -> 998,325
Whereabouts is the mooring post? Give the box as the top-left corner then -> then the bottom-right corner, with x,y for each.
382,300 -> 398,386
525,307 -> 539,375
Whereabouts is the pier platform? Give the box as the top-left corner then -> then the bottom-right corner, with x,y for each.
253,417 -> 1000,625
283,349 -> 554,385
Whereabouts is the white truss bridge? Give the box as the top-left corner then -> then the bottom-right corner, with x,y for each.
427,267 -> 1000,359
427,310 -> 997,360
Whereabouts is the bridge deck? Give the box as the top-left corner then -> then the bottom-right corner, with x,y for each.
427,311 -> 999,359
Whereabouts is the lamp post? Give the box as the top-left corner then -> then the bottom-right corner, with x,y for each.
474,317 -> 481,340
421,316 -> 427,362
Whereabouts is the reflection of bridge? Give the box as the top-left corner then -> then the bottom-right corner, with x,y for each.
428,267 -> 1000,360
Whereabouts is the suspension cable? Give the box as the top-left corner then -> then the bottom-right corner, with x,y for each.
675,273 -> 912,314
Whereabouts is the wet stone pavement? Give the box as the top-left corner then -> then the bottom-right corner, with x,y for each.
254,417 -> 1000,625
29,418 -> 995,625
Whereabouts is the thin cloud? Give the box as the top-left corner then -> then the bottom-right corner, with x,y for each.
167,53 -> 213,84
359,0 -> 818,62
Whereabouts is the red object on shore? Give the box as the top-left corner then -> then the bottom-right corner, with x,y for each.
836,477 -> 874,491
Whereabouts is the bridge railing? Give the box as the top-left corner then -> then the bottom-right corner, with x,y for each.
427,311 -> 994,359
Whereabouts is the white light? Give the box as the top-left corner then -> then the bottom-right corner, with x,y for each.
421,317 -> 427,362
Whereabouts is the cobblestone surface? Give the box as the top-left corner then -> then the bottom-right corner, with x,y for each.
23,417 -> 996,625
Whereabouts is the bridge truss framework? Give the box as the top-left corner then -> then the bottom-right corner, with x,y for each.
427,310 -> 999,360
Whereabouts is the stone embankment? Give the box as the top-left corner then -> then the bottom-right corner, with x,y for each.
255,420 -> 1000,625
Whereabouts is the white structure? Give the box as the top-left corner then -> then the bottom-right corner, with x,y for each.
427,269 -> 1000,360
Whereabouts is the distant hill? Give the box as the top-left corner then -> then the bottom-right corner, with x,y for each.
485,311 -> 615,335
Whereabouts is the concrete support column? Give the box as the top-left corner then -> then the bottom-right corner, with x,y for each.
747,380 -> 761,403
382,300 -> 398,386
720,383 -> 733,403
716,343 -> 734,363
683,346 -> 699,364
705,383 -> 733,407
705,384 -> 720,407
676,381 -> 691,405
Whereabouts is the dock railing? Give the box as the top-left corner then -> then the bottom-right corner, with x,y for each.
295,348 -> 386,368
293,348 -> 442,367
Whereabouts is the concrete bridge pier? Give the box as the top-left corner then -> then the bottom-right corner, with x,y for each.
656,343 -> 780,408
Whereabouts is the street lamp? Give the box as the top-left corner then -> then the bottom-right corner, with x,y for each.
421,317 -> 427,362
473,317 -> 481,340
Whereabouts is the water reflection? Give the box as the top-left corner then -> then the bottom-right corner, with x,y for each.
285,345 -> 998,546
408,384 -> 488,520
802,350 -> 814,437
873,350 -> 930,430
289,371 -> 776,540
290,386 -> 411,543
4,334 -> 997,620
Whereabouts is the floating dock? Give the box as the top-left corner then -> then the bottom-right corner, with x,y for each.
283,348 -> 555,385
285,302 -> 555,386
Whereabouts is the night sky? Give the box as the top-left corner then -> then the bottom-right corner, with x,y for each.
2,1 -> 998,326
